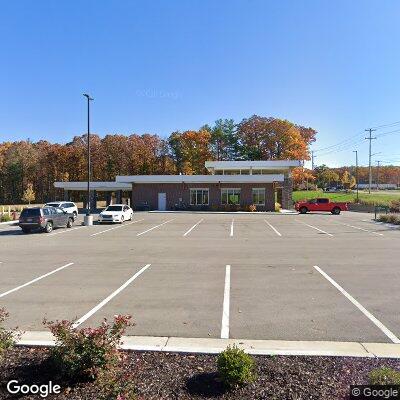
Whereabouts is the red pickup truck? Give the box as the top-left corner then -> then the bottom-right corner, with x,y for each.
294,198 -> 348,215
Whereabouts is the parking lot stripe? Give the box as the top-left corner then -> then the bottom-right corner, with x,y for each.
91,219 -> 144,237
0,262 -> 74,298
337,222 -> 384,236
221,265 -> 231,339
72,264 -> 152,328
313,265 -> 400,344
264,219 -> 282,237
48,226 -> 86,236
296,220 -> 333,236
230,219 -> 234,237
183,219 -> 204,237
136,219 -> 174,236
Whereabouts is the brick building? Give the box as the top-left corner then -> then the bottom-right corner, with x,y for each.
55,160 -> 300,211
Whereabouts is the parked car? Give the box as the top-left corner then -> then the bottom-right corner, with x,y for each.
294,198 -> 348,215
19,206 -> 74,233
44,201 -> 78,220
98,204 -> 133,224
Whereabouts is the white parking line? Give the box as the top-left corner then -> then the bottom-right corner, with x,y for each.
221,265 -> 231,339
230,219 -> 234,237
91,219 -> 144,237
264,219 -> 282,237
72,264 -> 151,328
48,226 -> 86,236
337,222 -> 384,236
183,219 -> 204,237
296,220 -> 333,236
313,265 -> 400,344
136,219 -> 174,236
0,262 -> 74,298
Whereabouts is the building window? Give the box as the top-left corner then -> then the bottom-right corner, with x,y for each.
252,188 -> 265,205
240,169 -> 250,175
221,188 -> 241,205
190,189 -> 209,205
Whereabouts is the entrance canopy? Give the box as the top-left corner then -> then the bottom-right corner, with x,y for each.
54,182 -> 131,191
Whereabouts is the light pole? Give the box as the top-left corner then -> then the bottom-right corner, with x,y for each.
83,93 -> 94,226
353,150 -> 359,203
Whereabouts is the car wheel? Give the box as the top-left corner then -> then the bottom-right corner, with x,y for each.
331,207 -> 341,215
73,211 -> 77,221
44,221 -> 53,233
22,228 -> 31,234
299,207 -> 308,214
120,216 -> 124,224
67,218 -> 73,228
129,213 -> 133,221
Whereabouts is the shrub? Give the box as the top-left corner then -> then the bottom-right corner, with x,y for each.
217,344 -> 256,388
390,200 -> 400,213
97,359 -> 136,400
369,367 -> 400,385
0,308 -> 16,361
46,315 -> 132,380
0,214 -> 11,222
377,214 -> 400,225
249,204 -> 257,212
275,202 -> 281,212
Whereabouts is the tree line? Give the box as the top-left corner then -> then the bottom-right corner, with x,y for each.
293,164 -> 400,190
0,115 -> 316,204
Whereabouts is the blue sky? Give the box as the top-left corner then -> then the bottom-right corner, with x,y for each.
1,0 -> 400,168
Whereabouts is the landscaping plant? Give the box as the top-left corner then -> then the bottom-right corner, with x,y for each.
377,214 -> 400,225
0,308 -> 16,361
369,366 -> 400,385
217,344 -> 256,388
46,315 -> 132,381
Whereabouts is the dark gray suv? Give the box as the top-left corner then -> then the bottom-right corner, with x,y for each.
18,207 -> 74,233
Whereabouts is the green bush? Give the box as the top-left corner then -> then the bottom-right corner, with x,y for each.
217,344 -> 256,388
46,315 -> 132,380
0,214 -> 11,222
0,308 -> 16,361
369,367 -> 400,385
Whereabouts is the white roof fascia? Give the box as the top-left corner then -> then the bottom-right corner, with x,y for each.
54,182 -> 131,191
116,174 -> 285,184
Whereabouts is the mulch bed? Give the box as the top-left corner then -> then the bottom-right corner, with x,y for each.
1,347 -> 400,399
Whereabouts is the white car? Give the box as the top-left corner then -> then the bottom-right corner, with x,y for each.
98,204 -> 133,224
44,201 -> 78,220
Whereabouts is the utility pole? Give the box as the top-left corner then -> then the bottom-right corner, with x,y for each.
376,160 -> 381,191
365,128 -> 376,194
311,151 -> 316,170
353,150 -> 359,203
83,93 -> 94,226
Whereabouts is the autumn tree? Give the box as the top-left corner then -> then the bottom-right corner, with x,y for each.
292,167 -> 316,189
314,165 -> 340,188
237,115 -> 315,161
22,183 -> 35,204
168,129 -> 213,174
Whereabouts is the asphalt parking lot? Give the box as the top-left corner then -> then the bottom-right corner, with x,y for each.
0,211 -> 399,343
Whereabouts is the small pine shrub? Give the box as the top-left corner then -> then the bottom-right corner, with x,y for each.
217,344 -> 256,388
0,308 -> 16,360
46,315 -> 132,380
369,367 -> 400,385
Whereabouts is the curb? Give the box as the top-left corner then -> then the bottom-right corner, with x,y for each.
0,220 -> 17,226
16,332 -> 400,358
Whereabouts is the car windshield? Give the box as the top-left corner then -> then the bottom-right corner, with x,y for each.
20,208 -> 41,217
46,203 -> 60,207
105,206 -> 123,212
